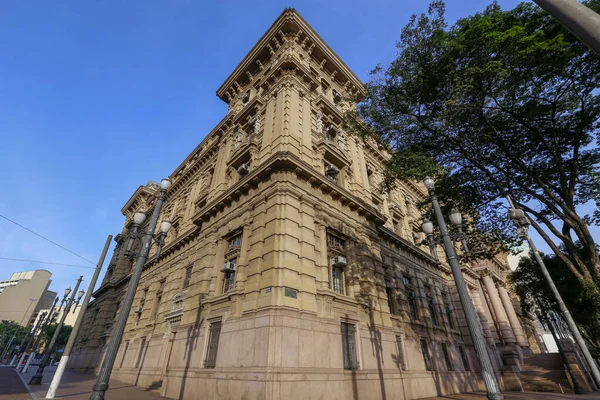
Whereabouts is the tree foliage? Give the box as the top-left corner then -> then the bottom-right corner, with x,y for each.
40,323 -> 72,355
352,1 -> 600,289
510,249 -> 600,356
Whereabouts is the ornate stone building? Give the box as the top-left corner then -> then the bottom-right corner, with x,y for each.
69,9 -> 537,399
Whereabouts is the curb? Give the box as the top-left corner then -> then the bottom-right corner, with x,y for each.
15,369 -> 39,400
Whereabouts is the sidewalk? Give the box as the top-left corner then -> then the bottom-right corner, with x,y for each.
15,365 -> 169,400
421,391 -> 600,399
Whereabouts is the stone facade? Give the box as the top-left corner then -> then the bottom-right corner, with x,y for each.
69,9 -> 536,400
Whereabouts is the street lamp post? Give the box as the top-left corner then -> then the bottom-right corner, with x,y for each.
45,235 -> 113,399
15,311 -> 47,370
506,196 -> 600,388
423,177 -> 504,400
89,178 -> 172,400
29,277 -> 83,385
20,297 -> 59,373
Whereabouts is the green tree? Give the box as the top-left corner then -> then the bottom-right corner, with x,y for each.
352,1 -> 600,290
39,324 -> 72,357
510,250 -> 600,356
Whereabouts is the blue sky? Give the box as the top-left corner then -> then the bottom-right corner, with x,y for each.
0,0 -> 563,297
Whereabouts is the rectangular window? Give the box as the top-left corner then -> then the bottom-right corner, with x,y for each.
341,322 -> 359,370
204,321 -> 222,368
421,339 -> 433,371
402,275 -> 412,286
152,295 -> 162,319
183,267 -> 192,289
395,335 -> 407,371
119,340 -> 129,368
445,304 -> 454,329
332,265 -> 345,294
442,343 -> 454,371
222,257 -> 237,293
428,298 -> 438,326
408,291 -> 418,320
425,285 -> 438,326
229,234 -> 242,249
385,279 -> 396,315
136,289 -> 147,324
326,233 -> 345,250
135,338 -> 146,368
459,345 -> 471,371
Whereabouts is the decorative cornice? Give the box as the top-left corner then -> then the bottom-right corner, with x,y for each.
191,152 -> 386,226
216,8 -> 364,104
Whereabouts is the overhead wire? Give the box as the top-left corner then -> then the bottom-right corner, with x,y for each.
0,257 -> 95,270
0,213 -> 97,266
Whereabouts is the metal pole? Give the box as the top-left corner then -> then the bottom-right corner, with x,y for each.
46,235 -> 112,399
15,312 -> 47,370
426,179 -> 504,400
22,297 -> 59,372
544,312 -> 585,394
89,182 -> 170,400
533,0 -> 600,56
29,277 -> 83,385
506,195 -> 600,388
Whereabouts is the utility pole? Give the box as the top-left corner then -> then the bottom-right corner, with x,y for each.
533,0 -> 600,56
29,276 -> 83,385
46,235 -> 112,399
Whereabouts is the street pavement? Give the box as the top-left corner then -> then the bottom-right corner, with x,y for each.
0,365 -> 168,400
421,391 -> 600,399
1,365 -> 599,400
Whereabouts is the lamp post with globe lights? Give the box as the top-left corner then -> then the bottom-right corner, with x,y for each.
422,176 -> 503,400
30,276 -> 83,385
506,196 -> 600,388
89,178 -> 173,400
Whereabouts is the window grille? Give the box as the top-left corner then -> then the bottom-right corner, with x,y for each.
332,265 -> 344,294
459,345 -> 471,371
204,321 -> 222,368
341,322 -> 359,370
442,343 -> 454,371
395,335 -> 407,370
421,339 -> 433,371
223,257 -> 237,293
183,267 -> 192,289
385,279 -> 396,315
408,291 -> 418,320
445,304 -> 454,329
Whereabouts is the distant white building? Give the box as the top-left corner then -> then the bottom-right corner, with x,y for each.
33,303 -> 83,328
0,270 -> 57,326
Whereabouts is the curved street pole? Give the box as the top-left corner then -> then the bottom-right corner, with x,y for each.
506,195 -> 600,389
46,235 -> 112,399
89,179 -> 171,400
425,177 -> 504,400
29,277 -> 83,385
533,0 -> 600,56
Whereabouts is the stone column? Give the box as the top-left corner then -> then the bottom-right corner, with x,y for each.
472,290 -> 496,347
497,284 -> 528,347
481,273 -> 516,345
